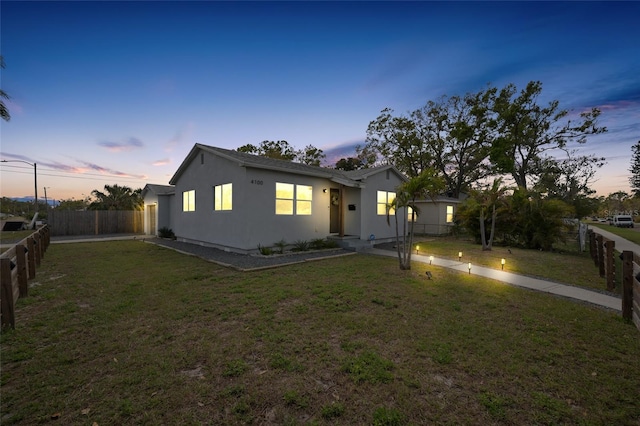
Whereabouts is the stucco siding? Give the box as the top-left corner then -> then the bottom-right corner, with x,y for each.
242,168 -> 331,249
341,187 -> 361,236
173,150 -> 249,248
413,201 -> 457,235
158,194 -> 173,232
358,170 -> 405,241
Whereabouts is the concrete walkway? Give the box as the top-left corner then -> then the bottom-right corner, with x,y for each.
366,248 -> 622,312
588,225 -> 640,254
50,234 -> 143,244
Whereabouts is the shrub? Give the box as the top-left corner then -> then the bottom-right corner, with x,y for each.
257,244 -> 273,255
310,238 -> 323,250
292,240 -> 310,252
274,239 -> 287,254
157,227 -> 175,239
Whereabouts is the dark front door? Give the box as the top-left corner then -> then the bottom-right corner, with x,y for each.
329,188 -> 340,234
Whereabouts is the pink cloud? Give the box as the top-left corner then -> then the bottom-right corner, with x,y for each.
152,158 -> 171,166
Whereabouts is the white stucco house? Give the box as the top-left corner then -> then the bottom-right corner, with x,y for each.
411,196 -> 461,235
141,183 -> 175,236
142,143 -> 412,253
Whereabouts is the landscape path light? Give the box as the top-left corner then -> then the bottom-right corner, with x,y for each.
458,251 -> 463,261
416,245 -> 420,255
429,255 -> 433,265
501,258 -> 505,270
468,262 -> 471,274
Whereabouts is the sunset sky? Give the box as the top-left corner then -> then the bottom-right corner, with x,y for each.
1,1 -> 638,202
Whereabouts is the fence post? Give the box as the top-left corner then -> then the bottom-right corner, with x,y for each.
43,226 -> 50,250
622,251 -> 633,321
16,244 -> 28,298
605,239 -> 615,291
27,237 -> 36,279
587,230 -> 594,263
596,235 -> 604,277
33,232 -> 42,267
37,228 -> 45,260
1,258 -> 15,329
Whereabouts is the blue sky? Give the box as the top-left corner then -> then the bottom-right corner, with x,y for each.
1,1 -> 638,201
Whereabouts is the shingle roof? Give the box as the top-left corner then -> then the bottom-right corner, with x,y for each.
142,184 -> 175,197
169,143 -> 406,187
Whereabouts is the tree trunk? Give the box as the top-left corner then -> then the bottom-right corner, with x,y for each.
394,213 -> 403,269
487,203 -> 496,251
405,209 -> 414,270
479,207 -> 488,250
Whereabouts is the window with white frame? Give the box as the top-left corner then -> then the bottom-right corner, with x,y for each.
276,182 -> 294,215
214,183 -> 232,211
296,185 -> 313,215
377,190 -> 396,215
446,205 -> 454,223
276,183 -> 313,215
183,190 -> 195,212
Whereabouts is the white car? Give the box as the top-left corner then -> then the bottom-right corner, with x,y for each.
613,215 -> 634,228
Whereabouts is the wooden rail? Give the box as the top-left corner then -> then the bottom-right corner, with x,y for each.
588,229 -> 639,332
588,230 -> 616,290
621,250 -> 640,331
1,226 -> 50,329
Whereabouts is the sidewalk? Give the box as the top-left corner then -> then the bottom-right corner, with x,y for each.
366,248 -> 622,312
588,225 -> 640,254
50,234 -> 144,244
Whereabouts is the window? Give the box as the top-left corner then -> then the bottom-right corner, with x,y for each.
377,191 -> 396,216
407,206 -> 416,222
214,183 -> 232,211
183,190 -> 195,212
276,182 -> 313,215
276,182 -> 294,215
446,205 -> 454,223
296,185 -> 312,215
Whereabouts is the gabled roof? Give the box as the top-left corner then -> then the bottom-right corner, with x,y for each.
169,143 -> 407,187
142,184 -> 175,197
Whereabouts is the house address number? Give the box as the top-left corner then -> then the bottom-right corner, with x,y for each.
251,180 -> 264,185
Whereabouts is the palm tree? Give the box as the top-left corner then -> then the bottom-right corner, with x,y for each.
1,56 -> 11,122
387,168 -> 444,270
89,184 -> 143,210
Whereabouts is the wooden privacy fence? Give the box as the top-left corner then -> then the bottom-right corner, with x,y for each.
1,226 -> 50,329
588,229 -> 640,332
48,210 -> 144,236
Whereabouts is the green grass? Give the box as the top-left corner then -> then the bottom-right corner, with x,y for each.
0,230 -> 35,253
590,222 -> 640,245
1,240 -> 640,425
0,230 -> 35,242
412,235 -> 612,292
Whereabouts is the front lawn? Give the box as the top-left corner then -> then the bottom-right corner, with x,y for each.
409,235 -> 610,292
590,222 -> 640,245
1,240 -> 639,425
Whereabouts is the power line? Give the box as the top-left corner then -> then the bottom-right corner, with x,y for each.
0,164 -> 148,182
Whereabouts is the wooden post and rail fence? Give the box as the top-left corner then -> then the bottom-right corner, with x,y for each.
0,226 -> 50,329
587,229 -> 640,331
